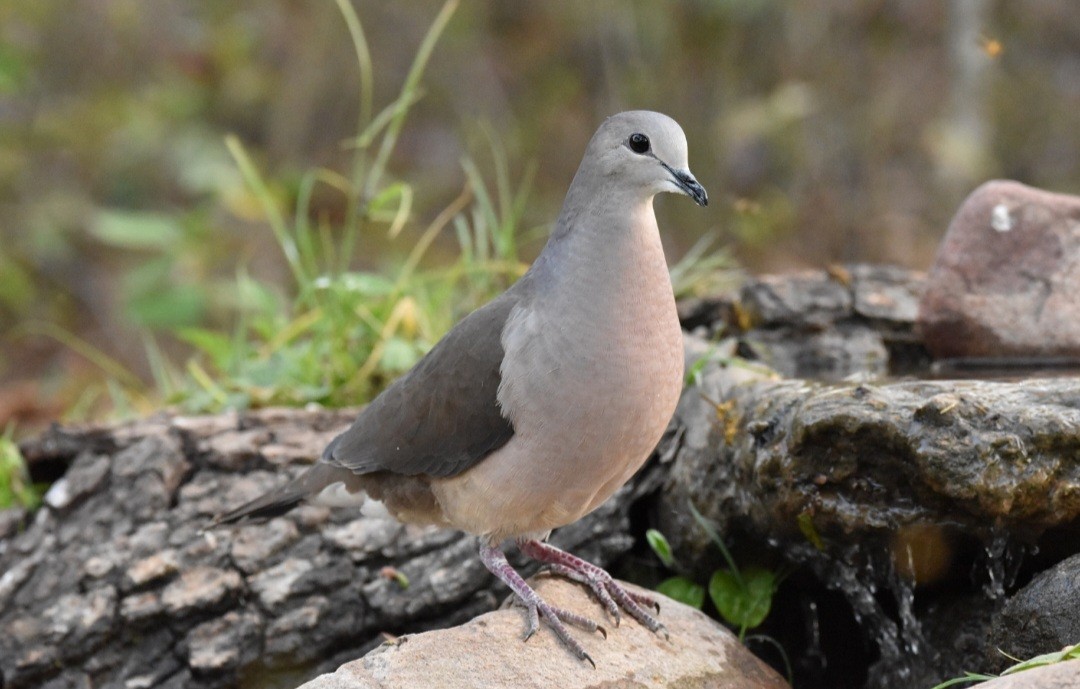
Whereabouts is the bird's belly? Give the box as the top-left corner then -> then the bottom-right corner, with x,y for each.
432,303 -> 684,542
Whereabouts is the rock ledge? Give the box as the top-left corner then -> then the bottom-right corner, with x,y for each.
299,576 -> 790,689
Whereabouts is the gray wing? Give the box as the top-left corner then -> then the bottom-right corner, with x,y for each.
322,293 -> 518,478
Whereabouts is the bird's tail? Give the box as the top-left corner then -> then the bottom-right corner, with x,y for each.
211,462 -> 354,526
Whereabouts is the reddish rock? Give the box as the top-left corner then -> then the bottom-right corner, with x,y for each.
918,180 -> 1080,359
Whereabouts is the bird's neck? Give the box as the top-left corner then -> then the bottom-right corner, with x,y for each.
530,188 -> 672,311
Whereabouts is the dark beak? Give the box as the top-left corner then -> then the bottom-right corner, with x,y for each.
663,163 -> 708,206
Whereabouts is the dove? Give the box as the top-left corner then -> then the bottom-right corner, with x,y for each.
217,110 -> 708,664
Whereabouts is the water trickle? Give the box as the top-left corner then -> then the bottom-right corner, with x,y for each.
791,541 -> 933,687
980,528 -> 1025,600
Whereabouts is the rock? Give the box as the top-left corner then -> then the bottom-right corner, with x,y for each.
991,554 -> 1080,664
249,558 -> 315,610
659,335 -> 1080,688
125,550 -> 180,589
972,659 -> 1080,688
161,566 -> 244,616
660,345 -> 1080,559
691,264 -> 927,380
42,453 -> 110,511
184,610 -> 264,673
1,408 -> 659,689
919,180 -> 1080,359
298,577 -> 790,689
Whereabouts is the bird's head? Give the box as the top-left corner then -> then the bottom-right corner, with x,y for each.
585,110 -> 708,207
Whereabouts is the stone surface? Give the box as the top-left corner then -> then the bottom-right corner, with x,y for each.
663,338 -> 1080,556
919,179 -> 1080,359
1,407 -> 662,689
680,264 -> 927,380
299,577 -> 790,689
991,554 -> 1080,664
661,334 -> 1080,689
972,660 -> 1080,688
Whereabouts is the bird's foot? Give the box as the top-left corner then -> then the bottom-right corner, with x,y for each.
521,539 -> 668,639
480,543 -> 604,667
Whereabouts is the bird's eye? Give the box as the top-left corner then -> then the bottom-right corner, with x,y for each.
628,133 -> 650,154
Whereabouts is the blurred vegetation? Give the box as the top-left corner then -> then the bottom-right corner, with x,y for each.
0,428 -> 41,510
1,1 -> 1079,428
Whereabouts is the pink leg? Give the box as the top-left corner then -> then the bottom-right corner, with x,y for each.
521,539 -> 667,637
479,542 -> 605,667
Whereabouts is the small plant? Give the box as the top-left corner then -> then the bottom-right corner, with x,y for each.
647,502 -> 782,641
929,643 -> 1080,689
0,427 -> 42,510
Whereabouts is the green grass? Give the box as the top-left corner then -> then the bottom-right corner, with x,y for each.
5,0 -> 734,423
153,0 -> 537,412
928,643 -> 1080,689
142,0 -> 734,414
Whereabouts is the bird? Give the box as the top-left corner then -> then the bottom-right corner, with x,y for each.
215,110 -> 708,665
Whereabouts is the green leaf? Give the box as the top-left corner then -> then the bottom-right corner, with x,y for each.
709,566 -> 776,631
126,285 -> 206,329
646,528 -> 675,569
656,576 -> 705,609
338,272 -> 397,296
91,209 -> 183,250
928,672 -> 997,689
0,430 -> 40,510
368,182 -> 408,212
1001,643 -> 1080,676
380,336 -> 423,373
177,328 -> 236,368
797,511 -> 825,550
235,273 -> 283,315
0,43 -> 28,94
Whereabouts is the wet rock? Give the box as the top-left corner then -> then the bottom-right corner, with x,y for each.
298,577 -> 790,689
660,334 -> 1080,688
662,340 -> 1080,558
991,553 -> 1080,664
919,180 -> 1080,359
656,345 -> 1080,565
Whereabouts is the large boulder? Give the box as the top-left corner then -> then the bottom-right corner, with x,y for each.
919,180 -> 1080,359
991,553 -> 1080,665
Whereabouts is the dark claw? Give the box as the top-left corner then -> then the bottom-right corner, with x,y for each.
523,628 -> 536,643
596,624 -> 608,640
583,652 -> 596,669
